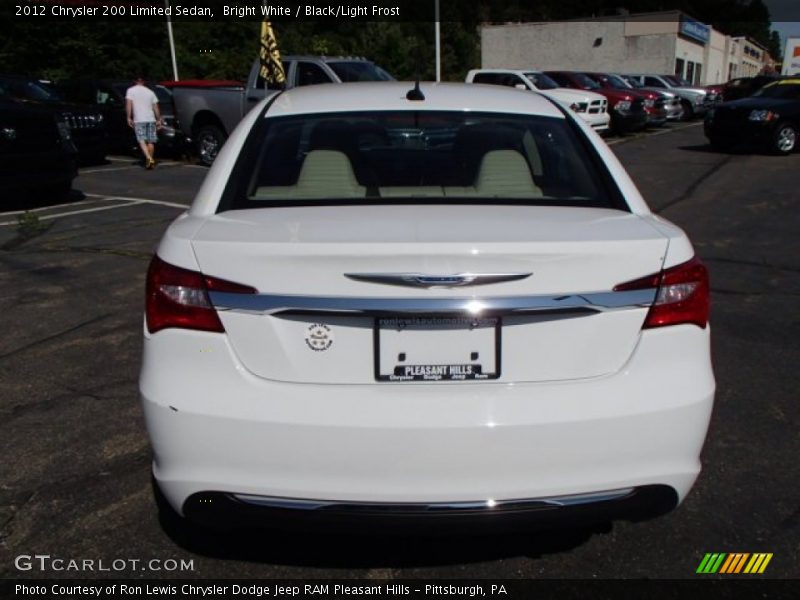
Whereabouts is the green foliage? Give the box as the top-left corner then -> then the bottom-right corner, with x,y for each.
0,1 -> 781,84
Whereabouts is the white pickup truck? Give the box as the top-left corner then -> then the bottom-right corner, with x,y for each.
168,56 -> 393,165
466,69 -> 610,133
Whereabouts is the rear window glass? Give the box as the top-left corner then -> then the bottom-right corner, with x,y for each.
327,62 -> 394,82
220,110 -> 626,211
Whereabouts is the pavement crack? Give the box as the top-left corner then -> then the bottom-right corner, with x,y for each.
0,490 -> 37,544
0,313 -> 113,362
38,244 -> 152,260
655,155 -> 733,214
704,256 -> 800,275
4,378 -> 136,419
711,287 -> 800,297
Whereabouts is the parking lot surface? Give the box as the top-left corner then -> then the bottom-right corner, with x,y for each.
1,125 -> 798,579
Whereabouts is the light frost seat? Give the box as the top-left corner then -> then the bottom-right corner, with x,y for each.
253,150 -> 366,199
252,149 -> 542,201
473,149 -> 543,198
382,149 -> 543,198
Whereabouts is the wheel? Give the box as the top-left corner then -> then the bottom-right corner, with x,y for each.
680,100 -> 695,121
194,124 -> 227,166
771,122 -> 797,155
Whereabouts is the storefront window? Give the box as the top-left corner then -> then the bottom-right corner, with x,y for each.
686,61 -> 695,83
694,64 -> 702,85
675,58 -> 685,77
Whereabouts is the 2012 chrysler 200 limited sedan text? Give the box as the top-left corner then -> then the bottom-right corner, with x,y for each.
140,82 -> 715,533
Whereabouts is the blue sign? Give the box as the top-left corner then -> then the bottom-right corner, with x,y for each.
680,19 -> 710,45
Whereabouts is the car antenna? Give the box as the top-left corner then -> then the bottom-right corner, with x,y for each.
406,44 -> 425,101
406,79 -> 425,101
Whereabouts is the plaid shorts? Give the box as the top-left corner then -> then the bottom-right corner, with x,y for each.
134,122 -> 158,143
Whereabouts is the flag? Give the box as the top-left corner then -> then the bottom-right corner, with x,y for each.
259,20 -> 286,88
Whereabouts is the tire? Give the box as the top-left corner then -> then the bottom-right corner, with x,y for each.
194,124 -> 227,166
771,122 -> 797,155
680,99 -> 695,121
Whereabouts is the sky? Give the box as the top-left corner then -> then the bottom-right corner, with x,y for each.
764,0 -> 800,55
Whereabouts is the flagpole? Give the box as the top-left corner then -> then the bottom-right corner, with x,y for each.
434,0 -> 441,81
165,1 -> 179,81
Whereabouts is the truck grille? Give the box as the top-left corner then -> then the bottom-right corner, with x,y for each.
62,113 -> 102,130
588,99 -> 607,114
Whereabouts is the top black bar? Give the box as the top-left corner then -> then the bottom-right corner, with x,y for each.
5,1 -> 800,22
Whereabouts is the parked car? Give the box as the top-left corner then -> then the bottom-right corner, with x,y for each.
545,71 -> 648,134
624,74 -> 714,119
168,56 -> 394,165
0,74 -> 107,164
705,78 -> 800,154
141,81 -> 714,534
56,79 -> 184,156
465,69 -> 610,133
618,74 -> 684,121
582,72 -> 668,127
719,75 -> 783,102
0,91 -> 77,200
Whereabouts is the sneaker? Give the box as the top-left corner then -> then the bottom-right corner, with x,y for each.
146,158 -> 155,170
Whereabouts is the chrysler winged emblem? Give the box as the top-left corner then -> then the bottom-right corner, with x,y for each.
344,272 -> 531,288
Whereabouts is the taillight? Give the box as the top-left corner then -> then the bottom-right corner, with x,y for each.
614,256 -> 709,329
145,255 -> 256,334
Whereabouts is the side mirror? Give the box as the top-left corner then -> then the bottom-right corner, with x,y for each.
514,83 -> 527,90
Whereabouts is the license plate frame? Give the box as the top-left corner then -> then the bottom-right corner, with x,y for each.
374,315 -> 502,382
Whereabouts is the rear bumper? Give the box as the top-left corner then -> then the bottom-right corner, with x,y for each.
182,485 -> 678,533
141,323 -> 715,529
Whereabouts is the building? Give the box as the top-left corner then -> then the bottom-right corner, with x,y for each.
480,11 -> 771,86
782,37 -> 800,76
730,36 -> 770,77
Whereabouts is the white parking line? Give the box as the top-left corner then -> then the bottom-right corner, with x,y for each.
84,193 -> 189,209
0,194 -> 188,227
0,198 -> 106,217
0,201 -> 141,226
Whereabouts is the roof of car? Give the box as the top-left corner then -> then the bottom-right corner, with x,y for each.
265,81 -> 566,118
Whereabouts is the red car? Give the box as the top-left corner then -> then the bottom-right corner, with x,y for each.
584,72 -> 668,127
545,71 -> 648,134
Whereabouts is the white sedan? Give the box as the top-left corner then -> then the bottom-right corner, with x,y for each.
140,82 -> 714,532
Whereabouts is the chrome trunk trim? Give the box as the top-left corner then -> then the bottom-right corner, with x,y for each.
344,272 -> 532,288
208,288 -> 656,316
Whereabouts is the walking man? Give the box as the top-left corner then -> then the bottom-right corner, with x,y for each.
125,76 -> 162,169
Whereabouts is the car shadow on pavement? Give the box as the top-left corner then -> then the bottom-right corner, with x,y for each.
158,513 -> 609,568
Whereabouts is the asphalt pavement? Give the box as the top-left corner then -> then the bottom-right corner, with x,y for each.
0,124 -> 798,581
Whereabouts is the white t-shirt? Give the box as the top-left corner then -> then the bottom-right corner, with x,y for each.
125,84 -> 158,123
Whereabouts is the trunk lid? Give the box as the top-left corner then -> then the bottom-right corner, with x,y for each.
190,205 -> 668,384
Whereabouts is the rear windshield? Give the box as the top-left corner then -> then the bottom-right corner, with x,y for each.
604,74 -> 630,89
220,110 -> 626,211
754,82 -> 800,99
524,72 -> 558,90
326,62 -> 394,82
574,74 -> 601,90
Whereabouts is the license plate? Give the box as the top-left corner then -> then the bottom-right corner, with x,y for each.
375,316 -> 501,382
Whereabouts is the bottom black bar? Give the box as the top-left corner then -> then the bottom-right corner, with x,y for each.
3,579 -> 795,600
